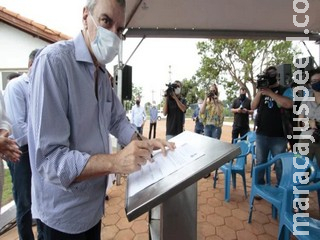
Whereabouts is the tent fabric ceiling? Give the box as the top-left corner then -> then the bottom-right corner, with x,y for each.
125,0 -> 320,40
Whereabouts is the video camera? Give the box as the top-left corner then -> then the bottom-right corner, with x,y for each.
256,69 -> 277,89
164,83 -> 179,97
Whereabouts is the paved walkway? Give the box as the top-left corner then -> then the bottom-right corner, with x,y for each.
1,166 -> 319,240
1,120 -> 319,239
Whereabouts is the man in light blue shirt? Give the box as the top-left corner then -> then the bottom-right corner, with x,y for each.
131,98 -> 146,135
149,101 -> 158,139
28,0 -> 174,238
4,49 -> 38,240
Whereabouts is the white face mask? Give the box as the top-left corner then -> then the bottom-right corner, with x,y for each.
89,14 -> 120,65
175,87 -> 181,95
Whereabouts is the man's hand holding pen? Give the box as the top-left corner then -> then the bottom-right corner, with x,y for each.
112,131 -> 176,174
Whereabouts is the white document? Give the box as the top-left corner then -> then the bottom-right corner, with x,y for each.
127,142 -> 205,197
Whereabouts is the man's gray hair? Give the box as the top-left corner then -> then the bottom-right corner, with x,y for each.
86,0 -> 126,13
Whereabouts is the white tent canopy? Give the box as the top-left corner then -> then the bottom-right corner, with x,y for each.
124,0 -> 320,40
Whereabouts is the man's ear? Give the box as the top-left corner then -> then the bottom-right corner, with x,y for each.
83,7 -> 89,29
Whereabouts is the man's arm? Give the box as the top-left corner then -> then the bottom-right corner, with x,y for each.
260,88 -> 293,109
163,97 -> 168,116
231,99 -> 241,114
251,91 -> 262,110
171,94 -> 187,112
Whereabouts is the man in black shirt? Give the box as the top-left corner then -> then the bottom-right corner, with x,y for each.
231,87 -> 252,143
163,80 -> 187,140
251,66 -> 293,187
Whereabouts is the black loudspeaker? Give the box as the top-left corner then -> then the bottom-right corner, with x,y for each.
277,64 -> 292,87
114,65 -> 132,101
295,57 -> 314,72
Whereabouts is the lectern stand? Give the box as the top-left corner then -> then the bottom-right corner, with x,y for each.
125,131 -> 240,240
149,183 -> 197,240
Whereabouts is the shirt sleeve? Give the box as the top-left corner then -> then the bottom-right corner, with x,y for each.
231,99 -> 237,109
29,52 -> 89,189
283,87 -> 293,100
0,92 -> 11,132
4,79 -> 28,146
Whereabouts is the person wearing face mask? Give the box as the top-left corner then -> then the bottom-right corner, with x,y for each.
200,83 -> 224,140
27,0 -> 175,238
231,87 -> 253,143
298,67 -> 320,167
192,98 -> 204,134
163,80 -> 187,140
149,101 -> 158,139
251,66 -> 293,191
131,97 -> 146,135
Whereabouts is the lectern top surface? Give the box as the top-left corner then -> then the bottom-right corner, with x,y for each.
125,131 -> 240,221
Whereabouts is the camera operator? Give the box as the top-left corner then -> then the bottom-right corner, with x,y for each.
163,80 -> 187,140
231,87 -> 253,143
298,67 -> 320,167
200,83 -> 224,140
251,66 -> 293,190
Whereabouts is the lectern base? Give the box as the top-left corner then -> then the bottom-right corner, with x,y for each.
149,183 -> 197,240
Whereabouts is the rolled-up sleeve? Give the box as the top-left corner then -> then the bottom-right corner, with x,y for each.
29,51 -> 89,189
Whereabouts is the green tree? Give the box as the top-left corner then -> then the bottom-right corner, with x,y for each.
195,39 -> 301,101
180,77 -> 204,105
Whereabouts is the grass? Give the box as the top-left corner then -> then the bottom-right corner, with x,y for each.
2,167 -> 13,206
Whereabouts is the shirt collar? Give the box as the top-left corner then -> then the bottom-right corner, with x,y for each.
74,32 -> 94,65
74,31 -> 107,72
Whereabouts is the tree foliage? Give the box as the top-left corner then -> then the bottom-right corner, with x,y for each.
193,39 -> 301,102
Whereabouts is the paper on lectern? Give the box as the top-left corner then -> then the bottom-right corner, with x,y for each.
127,142 -> 205,197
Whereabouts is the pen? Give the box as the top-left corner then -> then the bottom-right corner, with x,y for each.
135,130 -> 143,141
135,130 -> 154,159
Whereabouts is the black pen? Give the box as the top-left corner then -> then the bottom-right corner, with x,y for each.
135,130 -> 143,141
135,130 -> 154,159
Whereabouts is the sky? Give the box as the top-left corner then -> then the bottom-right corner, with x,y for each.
1,0 -> 319,104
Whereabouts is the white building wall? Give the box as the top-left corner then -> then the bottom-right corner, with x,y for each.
0,22 -> 50,90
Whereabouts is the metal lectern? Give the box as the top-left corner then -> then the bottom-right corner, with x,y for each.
125,131 -> 240,240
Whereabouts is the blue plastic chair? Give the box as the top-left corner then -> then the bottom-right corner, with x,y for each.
232,131 -> 256,145
278,170 -> 320,239
213,141 -> 250,202
248,152 -> 315,223
312,156 -> 320,213
233,131 -> 256,177
265,151 -> 273,185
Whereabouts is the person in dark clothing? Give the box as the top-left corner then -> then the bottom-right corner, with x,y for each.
163,80 -> 187,140
251,66 -> 293,189
192,98 -> 204,134
231,87 -> 253,143
149,101 -> 158,139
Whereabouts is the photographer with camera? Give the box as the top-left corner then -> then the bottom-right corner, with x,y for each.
163,80 -> 187,140
251,66 -> 293,190
231,87 -> 252,143
200,83 -> 224,140
298,67 -> 320,167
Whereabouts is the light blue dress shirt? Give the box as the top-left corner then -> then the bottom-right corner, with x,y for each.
131,105 -> 146,127
149,107 -> 158,123
28,33 -> 136,234
4,73 -> 29,147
